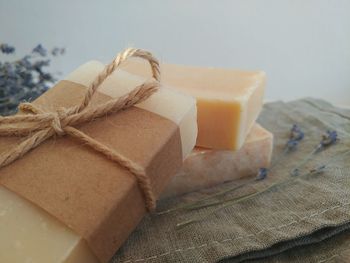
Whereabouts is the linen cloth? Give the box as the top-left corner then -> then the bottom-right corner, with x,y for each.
112,98 -> 350,263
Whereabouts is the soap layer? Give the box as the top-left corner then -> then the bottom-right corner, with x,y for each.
0,186 -> 99,263
0,61 -> 197,262
66,61 -> 197,159
161,124 -> 273,199
122,59 -> 266,150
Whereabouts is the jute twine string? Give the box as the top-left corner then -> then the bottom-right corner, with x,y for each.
0,48 -> 161,211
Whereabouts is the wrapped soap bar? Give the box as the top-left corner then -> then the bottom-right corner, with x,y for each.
0,50 -> 197,263
122,59 -> 266,150
161,124 -> 273,199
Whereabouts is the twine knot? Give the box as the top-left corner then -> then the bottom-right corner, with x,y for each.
51,111 -> 66,136
0,48 -> 161,211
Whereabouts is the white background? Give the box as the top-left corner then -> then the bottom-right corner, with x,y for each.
1,0 -> 349,106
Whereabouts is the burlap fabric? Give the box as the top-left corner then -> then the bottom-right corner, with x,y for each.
112,98 -> 350,263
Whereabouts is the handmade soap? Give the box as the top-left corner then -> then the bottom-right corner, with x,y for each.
122,59 -> 266,150
161,124 -> 273,199
0,186 -> 99,263
0,61 -> 197,262
66,61 -> 197,158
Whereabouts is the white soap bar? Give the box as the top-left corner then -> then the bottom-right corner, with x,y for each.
161,124 -> 273,199
0,61 -> 197,262
66,61 -> 197,159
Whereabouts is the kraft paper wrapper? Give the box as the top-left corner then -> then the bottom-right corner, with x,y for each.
0,80 -> 183,262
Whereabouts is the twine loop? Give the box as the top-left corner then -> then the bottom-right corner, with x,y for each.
0,48 -> 161,211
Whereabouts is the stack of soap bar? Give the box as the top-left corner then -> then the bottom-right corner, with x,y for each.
0,61 -> 197,263
122,59 -> 266,150
161,124 -> 273,199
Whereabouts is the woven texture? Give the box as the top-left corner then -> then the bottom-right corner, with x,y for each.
112,98 -> 350,263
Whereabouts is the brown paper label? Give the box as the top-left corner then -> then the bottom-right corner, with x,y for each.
0,81 -> 183,262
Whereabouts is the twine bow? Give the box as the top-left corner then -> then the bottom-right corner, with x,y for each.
0,48 -> 161,211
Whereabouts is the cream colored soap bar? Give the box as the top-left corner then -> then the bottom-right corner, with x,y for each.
0,186 -> 99,263
0,61 -> 197,263
122,59 -> 266,150
161,124 -> 273,199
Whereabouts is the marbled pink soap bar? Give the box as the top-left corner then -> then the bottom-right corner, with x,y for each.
161,123 -> 273,199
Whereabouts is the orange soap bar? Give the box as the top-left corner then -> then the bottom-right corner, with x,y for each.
122,60 -> 266,150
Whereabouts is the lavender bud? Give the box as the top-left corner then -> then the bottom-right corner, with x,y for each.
0,43 -> 15,54
290,124 -> 304,141
32,44 -> 47,56
256,168 -> 268,180
286,139 -> 299,151
321,130 -> 338,147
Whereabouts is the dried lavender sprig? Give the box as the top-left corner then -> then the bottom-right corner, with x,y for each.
176,149 -> 350,228
157,171 -> 265,215
158,125 -> 303,216
176,175 -> 302,228
290,124 -> 305,141
176,180 -> 284,228
266,124 -> 304,171
0,43 -> 65,116
180,168 -> 269,211
311,149 -> 350,173
156,182 -> 247,215
291,130 -> 338,176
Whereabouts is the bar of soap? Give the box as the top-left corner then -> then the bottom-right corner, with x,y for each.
0,61 -> 197,263
65,61 -> 197,159
122,59 -> 266,150
0,186 -> 99,263
161,123 -> 273,199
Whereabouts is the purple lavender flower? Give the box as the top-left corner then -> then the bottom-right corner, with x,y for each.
258,124 -> 304,179
0,44 -> 15,54
32,44 -> 47,56
291,130 -> 339,176
286,139 -> 299,151
285,124 -> 304,151
290,124 -> 304,141
0,44 -> 65,115
18,55 -> 32,69
256,168 -> 268,180
320,130 -> 338,148
32,60 -> 50,70
51,47 -> 60,56
51,47 -> 66,56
